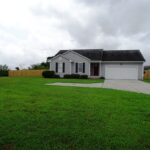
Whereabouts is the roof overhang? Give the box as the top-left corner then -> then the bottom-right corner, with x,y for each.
102,61 -> 145,63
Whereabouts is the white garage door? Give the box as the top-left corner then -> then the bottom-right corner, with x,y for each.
105,65 -> 138,80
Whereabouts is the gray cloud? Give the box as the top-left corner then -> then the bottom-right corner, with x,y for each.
0,0 -> 150,68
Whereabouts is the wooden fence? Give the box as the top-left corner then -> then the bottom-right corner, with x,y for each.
9,70 -> 45,77
144,70 -> 150,79
8,70 -> 150,79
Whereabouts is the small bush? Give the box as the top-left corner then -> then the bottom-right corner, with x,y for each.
64,74 -> 88,79
64,74 -> 80,79
42,71 -> 56,78
71,74 -> 80,79
53,74 -> 60,78
100,76 -> 105,79
64,74 -> 71,78
0,71 -> 8,77
80,75 -> 88,79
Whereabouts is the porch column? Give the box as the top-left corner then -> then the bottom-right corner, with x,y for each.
89,63 -> 91,77
69,60 -> 72,74
100,61 -> 101,77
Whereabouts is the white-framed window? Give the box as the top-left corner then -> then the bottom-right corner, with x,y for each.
58,63 -> 63,73
78,63 -> 83,73
75,62 -> 85,73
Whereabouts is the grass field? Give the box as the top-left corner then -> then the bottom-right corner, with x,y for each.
44,78 -> 104,84
0,77 -> 150,150
144,80 -> 150,83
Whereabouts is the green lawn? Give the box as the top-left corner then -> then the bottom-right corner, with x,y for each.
45,78 -> 104,84
144,80 -> 150,83
0,77 -> 150,150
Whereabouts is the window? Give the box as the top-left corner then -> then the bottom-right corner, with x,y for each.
58,63 -> 63,73
78,63 -> 84,73
75,63 -> 85,73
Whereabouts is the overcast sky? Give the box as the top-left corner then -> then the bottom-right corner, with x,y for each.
0,0 -> 150,69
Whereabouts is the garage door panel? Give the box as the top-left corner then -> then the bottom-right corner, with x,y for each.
105,65 -> 138,80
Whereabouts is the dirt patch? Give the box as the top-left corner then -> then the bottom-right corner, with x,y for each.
0,144 -> 15,150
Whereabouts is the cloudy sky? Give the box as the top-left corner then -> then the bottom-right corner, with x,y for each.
0,0 -> 150,69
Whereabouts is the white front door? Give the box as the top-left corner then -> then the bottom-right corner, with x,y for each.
105,64 -> 138,80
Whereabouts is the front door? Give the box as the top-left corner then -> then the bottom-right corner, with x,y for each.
91,63 -> 99,76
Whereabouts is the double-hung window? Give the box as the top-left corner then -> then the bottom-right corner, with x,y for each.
58,63 -> 63,73
76,62 -> 85,73
78,63 -> 83,73
56,62 -> 65,73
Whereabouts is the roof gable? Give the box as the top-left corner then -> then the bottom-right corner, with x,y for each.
56,49 -> 103,61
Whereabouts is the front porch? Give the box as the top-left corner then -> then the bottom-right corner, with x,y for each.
70,62 -> 101,78
90,63 -> 101,78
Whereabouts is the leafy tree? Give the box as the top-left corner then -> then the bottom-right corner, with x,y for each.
28,62 -> 49,70
15,67 -> 20,70
0,64 -> 9,77
0,64 -> 9,71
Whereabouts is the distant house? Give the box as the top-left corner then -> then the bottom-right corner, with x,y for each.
47,49 -> 145,80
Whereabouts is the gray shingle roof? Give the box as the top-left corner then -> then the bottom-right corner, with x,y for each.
56,49 -> 103,60
48,49 -> 145,61
102,50 -> 145,61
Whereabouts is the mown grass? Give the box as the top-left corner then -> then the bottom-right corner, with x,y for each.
0,77 -> 150,150
144,80 -> 150,83
45,78 -> 104,84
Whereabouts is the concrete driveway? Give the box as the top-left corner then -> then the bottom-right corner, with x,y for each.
47,80 -> 150,94
103,80 -> 150,94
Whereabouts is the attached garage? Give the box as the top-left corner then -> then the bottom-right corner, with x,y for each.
105,64 -> 139,80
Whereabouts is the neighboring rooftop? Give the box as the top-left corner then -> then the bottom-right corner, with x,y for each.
48,49 -> 145,61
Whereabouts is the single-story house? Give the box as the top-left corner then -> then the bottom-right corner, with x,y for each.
47,49 -> 145,80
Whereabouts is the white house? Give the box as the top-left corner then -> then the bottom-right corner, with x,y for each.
47,49 -> 145,80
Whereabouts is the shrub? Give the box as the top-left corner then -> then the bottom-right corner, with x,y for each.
53,74 -> 60,78
64,74 -> 88,79
71,74 -> 80,79
64,74 -> 80,79
100,76 -> 105,79
64,74 -> 72,79
42,71 -> 56,78
80,75 -> 88,79
0,71 -> 8,77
